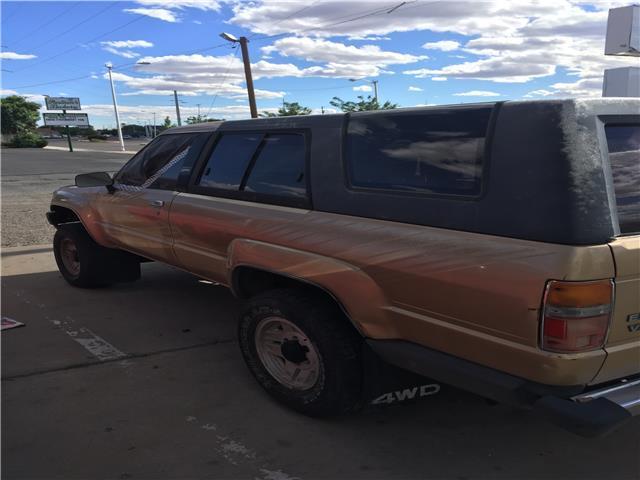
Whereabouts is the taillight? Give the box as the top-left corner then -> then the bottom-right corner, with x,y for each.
541,279 -> 614,353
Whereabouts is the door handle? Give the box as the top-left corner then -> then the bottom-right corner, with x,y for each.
150,200 -> 164,208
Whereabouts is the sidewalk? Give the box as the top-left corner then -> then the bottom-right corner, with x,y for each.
44,145 -> 138,155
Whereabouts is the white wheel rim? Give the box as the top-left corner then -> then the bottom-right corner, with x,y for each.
255,316 -> 321,391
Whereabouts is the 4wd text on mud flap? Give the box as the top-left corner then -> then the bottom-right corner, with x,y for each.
370,384 -> 441,405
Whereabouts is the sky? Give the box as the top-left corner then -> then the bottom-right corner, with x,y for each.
0,0 -> 637,128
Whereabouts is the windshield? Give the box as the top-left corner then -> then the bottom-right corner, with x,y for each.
605,124 -> 640,234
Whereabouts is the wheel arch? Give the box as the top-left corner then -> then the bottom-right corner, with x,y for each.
226,239 -> 398,339
48,205 -> 82,226
231,264 -> 364,336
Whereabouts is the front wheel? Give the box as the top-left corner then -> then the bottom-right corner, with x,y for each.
53,223 -> 140,288
238,288 -> 363,416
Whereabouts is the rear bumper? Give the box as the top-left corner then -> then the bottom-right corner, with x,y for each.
367,339 -> 639,437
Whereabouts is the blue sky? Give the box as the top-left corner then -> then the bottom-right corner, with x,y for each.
0,0 -> 635,128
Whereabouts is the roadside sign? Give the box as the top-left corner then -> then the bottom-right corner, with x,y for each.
45,96 -> 81,110
43,112 -> 89,127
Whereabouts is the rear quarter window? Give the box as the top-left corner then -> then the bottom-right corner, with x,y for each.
345,107 -> 493,197
605,124 -> 640,234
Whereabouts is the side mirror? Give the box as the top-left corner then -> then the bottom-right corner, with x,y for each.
75,172 -> 115,192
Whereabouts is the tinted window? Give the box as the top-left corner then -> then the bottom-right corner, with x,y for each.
605,124 -> 640,234
244,134 -> 306,199
198,133 -> 262,190
115,133 -> 199,188
346,107 -> 492,196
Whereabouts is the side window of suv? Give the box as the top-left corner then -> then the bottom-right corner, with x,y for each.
114,133 -> 205,190
346,107 -> 493,196
196,132 -> 308,205
197,133 -> 263,190
244,134 -> 306,199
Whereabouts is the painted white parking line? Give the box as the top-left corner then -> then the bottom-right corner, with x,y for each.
186,416 -> 300,480
55,321 -> 127,361
14,289 -> 127,362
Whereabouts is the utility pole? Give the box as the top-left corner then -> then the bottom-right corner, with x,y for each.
173,90 -> 182,126
349,77 -> 379,102
220,32 -> 258,118
153,112 -> 156,137
196,103 -> 201,122
106,63 -> 125,152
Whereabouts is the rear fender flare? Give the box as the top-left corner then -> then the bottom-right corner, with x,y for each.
227,238 -> 398,338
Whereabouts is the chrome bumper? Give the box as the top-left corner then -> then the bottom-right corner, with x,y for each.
573,378 -> 640,416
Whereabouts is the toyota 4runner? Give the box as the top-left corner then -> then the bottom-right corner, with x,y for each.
47,99 -> 640,437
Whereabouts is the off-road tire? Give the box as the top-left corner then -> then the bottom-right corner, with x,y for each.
53,223 -> 140,288
238,288 -> 363,417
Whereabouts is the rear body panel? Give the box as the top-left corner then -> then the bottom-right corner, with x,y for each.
593,235 -> 640,383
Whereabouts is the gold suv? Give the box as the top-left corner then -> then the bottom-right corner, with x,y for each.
47,99 -> 640,437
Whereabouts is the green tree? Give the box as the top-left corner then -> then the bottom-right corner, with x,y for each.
1,95 -> 41,134
186,115 -> 206,124
163,116 -> 172,128
260,101 -> 313,117
329,95 -> 397,112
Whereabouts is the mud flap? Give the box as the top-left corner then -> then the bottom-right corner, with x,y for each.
361,342 -> 441,409
102,250 -> 141,283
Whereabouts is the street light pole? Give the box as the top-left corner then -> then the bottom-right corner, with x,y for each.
349,77 -> 379,102
106,63 -> 125,152
220,32 -> 258,118
173,90 -> 182,126
153,112 -> 156,137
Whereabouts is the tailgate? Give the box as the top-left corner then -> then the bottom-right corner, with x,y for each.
591,236 -> 640,384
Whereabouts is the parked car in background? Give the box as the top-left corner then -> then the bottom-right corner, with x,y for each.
47,98 -> 640,437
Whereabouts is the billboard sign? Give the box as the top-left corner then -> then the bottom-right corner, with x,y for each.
45,96 -> 81,110
43,113 -> 90,127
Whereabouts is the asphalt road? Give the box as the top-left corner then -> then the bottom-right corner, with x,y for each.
1,147 -> 639,479
1,145 -> 137,247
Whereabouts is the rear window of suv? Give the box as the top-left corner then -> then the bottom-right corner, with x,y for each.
605,124 -> 640,234
345,107 -> 493,197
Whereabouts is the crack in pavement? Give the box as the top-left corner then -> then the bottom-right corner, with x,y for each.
2,338 -> 236,381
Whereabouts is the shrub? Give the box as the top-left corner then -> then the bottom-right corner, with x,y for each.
7,131 -> 48,148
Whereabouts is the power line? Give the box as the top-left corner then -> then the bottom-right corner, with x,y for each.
250,2 -> 401,44
13,12 -> 147,73
25,2 -> 118,53
204,47 -> 241,118
8,1 -> 82,49
2,3 -> 22,23
247,0 -> 323,39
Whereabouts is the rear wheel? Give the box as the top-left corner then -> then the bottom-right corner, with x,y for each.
53,223 -> 140,288
238,288 -> 363,416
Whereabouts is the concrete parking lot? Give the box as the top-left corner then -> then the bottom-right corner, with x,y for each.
2,147 -> 639,479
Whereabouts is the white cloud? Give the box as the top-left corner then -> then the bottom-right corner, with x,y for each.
101,40 -> 154,49
261,36 -> 426,78
453,90 -> 502,97
134,0 -> 220,10
422,40 -> 460,51
101,40 -> 153,58
524,89 -> 557,98
0,51 -> 36,60
229,1 -> 629,97
125,1 -> 220,22
408,86 -> 423,92
431,76 -> 448,81
0,89 -> 18,95
102,47 -> 141,59
353,85 -> 372,92
124,8 -> 179,22
83,103 -> 250,125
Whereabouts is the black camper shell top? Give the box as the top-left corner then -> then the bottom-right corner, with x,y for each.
164,98 -> 640,246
